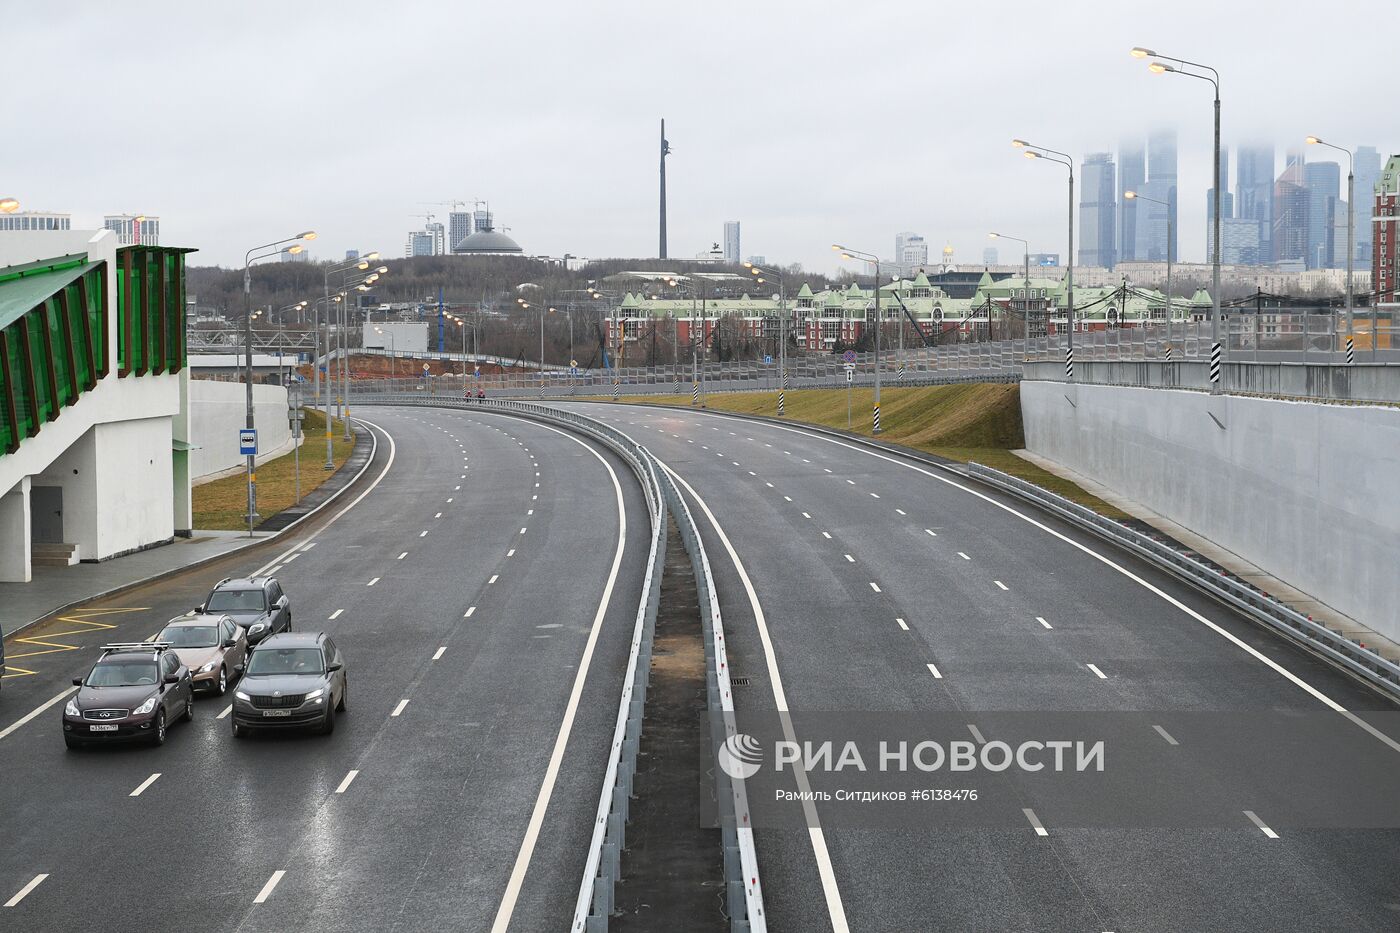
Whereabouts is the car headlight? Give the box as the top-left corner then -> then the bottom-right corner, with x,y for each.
134,697 -> 157,715
199,661 -> 217,673
303,688 -> 325,701
64,698 -> 80,717
235,691 -> 251,701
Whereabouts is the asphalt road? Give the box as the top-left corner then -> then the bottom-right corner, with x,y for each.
563,400 -> 1400,933
0,406 -> 648,933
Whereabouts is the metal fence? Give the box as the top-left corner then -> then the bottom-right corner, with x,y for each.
353,394 -> 765,932
966,463 -> 1400,702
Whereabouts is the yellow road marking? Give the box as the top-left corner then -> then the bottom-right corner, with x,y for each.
2,608 -> 150,676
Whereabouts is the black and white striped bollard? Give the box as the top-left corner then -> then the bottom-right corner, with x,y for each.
1209,343 -> 1222,384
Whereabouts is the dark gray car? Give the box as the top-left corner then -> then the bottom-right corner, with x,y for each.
231,632 -> 346,737
199,577 -> 291,646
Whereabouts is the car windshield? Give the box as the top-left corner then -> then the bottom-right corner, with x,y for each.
159,625 -> 219,648
207,589 -> 265,612
246,647 -> 323,676
86,660 -> 159,687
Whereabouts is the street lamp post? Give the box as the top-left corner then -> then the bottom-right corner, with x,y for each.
833,245 -> 883,433
342,263 -> 387,440
744,262 -> 788,415
1133,46 -> 1222,389
1013,140 -> 1075,376
1308,136 -> 1357,360
243,230 -> 316,536
989,232 -> 1030,338
1123,190 -> 1174,353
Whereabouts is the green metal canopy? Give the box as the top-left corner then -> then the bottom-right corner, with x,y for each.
0,254 -> 100,331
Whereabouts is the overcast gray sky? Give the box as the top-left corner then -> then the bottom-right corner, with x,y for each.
10,0 -> 1392,273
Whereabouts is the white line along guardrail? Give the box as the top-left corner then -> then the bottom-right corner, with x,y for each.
965,462 -> 1400,701
354,394 -> 766,932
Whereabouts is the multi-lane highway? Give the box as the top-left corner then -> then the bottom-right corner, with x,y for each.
0,406 -> 648,932
561,400 -> 1400,933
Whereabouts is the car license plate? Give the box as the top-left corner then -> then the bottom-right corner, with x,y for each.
89,724 -> 119,732
262,709 -> 292,717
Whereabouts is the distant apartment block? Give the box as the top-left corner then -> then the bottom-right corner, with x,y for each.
723,221 -> 741,264
103,214 -> 159,246
1,211 -> 72,233
1374,154 -> 1400,306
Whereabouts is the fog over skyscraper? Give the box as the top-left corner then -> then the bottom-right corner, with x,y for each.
1136,128 -> 1178,263
1304,160 -> 1341,269
1117,137 -> 1145,262
1355,145 -> 1382,264
1236,143 -> 1275,263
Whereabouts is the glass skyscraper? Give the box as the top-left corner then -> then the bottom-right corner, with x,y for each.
1079,152 -> 1117,268
1236,143 -> 1275,263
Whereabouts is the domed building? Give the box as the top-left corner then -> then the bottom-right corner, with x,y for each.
453,224 -> 523,255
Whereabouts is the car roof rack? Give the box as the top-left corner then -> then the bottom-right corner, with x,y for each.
212,577 -> 233,589
100,642 -> 171,652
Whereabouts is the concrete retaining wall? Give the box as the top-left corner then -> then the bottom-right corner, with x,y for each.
1020,381 -> 1400,641
188,381 -> 291,481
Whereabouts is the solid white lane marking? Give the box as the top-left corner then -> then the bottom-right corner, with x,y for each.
329,609 -> 344,620
218,705 -> 232,719
4,874 -> 48,908
925,529 -> 937,537
391,699 -> 410,717
433,647 -> 446,661
253,870 -> 286,904
895,618 -> 909,630
869,582 -> 882,593
1153,725 -> 1179,746
1036,616 -> 1052,629
129,773 -> 162,797
967,724 -> 986,744
492,420 -> 631,933
1023,808 -> 1049,836
657,461 -> 849,932
0,687 -> 77,742
926,662 -> 942,679
397,552 -> 408,560
994,580 -> 1009,591
465,606 -> 477,617
844,554 -> 855,563
488,575 -> 499,584
1244,810 -> 1279,839
507,548 -> 516,557
367,577 -> 380,586
1086,663 -> 1108,679
335,770 -> 360,794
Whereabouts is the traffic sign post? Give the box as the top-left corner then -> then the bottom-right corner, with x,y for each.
845,365 -> 854,428
239,429 -> 258,456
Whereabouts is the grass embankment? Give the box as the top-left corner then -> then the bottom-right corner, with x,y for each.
193,409 -> 356,529
624,384 -> 1128,518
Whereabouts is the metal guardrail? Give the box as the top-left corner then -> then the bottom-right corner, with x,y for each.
965,463 -> 1400,701
353,394 -> 766,931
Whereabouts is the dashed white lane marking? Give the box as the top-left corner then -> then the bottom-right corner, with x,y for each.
284,554 -> 300,563
802,512 -> 812,519
1153,725 -> 1179,746
895,508 -> 906,515
391,699 -> 410,718
926,662 -> 942,679
433,647 -> 447,661
1244,810 -> 1279,839
527,509 -> 534,515
532,495 -> 537,501
821,531 -> 833,539
895,618 -> 909,630
129,773 -> 162,797
435,512 -> 443,519
843,554 -> 855,563
967,724 -> 987,744
488,575 -> 499,585
994,580 -> 1009,591
1086,663 -> 1108,679
455,485 -> 461,491
957,552 -> 970,560
869,492 -> 880,499
1023,808 -> 1049,837
784,495 -> 792,501
335,770 -> 360,794
519,527 -> 527,534
419,530 -> 428,538
765,482 -> 774,488
218,705 -> 232,719
1036,616 -> 1053,630
869,582 -> 882,593
465,606 -> 477,617
253,870 -> 286,904
300,542 -> 316,551
507,548 -> 516,557
824,468 -> 833,473
367,577 -> 380,586
329,609 -> 344,620
925,529 -> 937,537
747,470 -> 756,476
398,552 -> 408,560
447,498 -> 454,503
5,874 -> 49,908
845,479 -> 855,485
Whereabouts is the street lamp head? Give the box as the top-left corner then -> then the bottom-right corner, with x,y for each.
357,261 -> 370,270
1011,139 -> 1028,148
298,231 -> 317,241
831,244 -> 844,251
363,251 -> 380,261
1305,135 -> 1322,145
0,197 -> 19,213
1147,61 -> 1173,74
1130,46 -> 1154,58
285,244 -> 304,255
1123,190 -> 1138,199
1023,150 -> 1040,159
988,232 -> 1000,239
839,253 -> 855,261
376,266 -> 388,274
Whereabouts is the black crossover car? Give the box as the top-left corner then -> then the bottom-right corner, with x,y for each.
231,632 -> 347,737
62,643 -> 195,748
198,576 -> 291,646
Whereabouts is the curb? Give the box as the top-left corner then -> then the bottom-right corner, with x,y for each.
7,422 -> 380,641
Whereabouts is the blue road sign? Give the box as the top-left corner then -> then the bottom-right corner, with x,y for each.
239,428 -> 258,456
763,355 -> 773,365
842,349 -> 857,364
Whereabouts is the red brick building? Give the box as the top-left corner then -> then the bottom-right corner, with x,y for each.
1373,154 -> 1400,307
